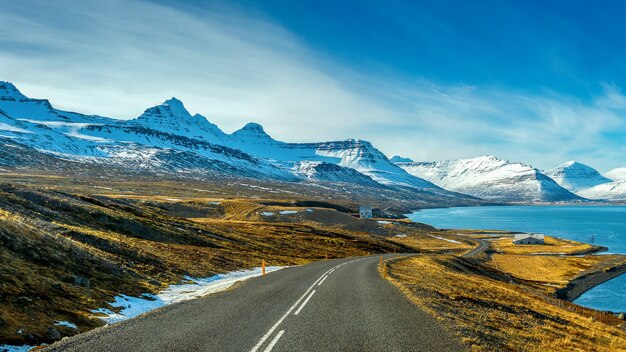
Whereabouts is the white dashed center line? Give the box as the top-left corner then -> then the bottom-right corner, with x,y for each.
294,290 -> 316,316
263,330 -> 285,352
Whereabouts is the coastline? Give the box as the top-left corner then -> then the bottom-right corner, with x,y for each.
558,261 -> 626,306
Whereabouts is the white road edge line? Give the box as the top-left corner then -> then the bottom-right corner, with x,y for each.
294,290 -> 316,315
263,330 -> 285,352
317,276 -> 328,286
249,268 -> 332,352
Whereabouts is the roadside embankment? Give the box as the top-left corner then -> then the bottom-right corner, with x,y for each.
384,255 -> 626,352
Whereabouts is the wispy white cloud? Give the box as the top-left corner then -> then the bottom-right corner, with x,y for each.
0,0 -> 625,171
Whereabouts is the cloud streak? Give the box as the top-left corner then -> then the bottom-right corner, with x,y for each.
0,0 -> 625,171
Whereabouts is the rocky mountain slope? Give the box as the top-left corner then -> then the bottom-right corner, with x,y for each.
395,155 -> 582,202
544,161 -> 612,192
0,81 -> 473,207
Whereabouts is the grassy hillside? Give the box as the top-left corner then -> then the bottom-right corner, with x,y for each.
386,255 -> 626,351
0,183 -> 423,346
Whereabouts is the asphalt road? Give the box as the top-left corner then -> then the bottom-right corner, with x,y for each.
44,254 -> 464,352
460,237 -> 490,258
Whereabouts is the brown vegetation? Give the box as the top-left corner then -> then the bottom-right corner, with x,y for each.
0,183 -> 412,346
386,256 -> 626,351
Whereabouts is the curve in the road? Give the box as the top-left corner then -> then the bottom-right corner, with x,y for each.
44,255 -> 465,352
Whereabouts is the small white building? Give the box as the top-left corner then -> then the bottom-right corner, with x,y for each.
513,233 -> 545,245
359,205 -> 373,219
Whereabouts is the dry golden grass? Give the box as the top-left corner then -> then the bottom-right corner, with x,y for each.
490,254 -> 626,292
387,256 -> 626,352
0,185 -> 414,346
493,236 -> 594,255
391,232 -> 473,253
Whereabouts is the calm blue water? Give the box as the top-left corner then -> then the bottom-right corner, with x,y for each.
408,206 -> 626,312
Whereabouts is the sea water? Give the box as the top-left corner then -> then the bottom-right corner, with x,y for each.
408,206 -> 626,312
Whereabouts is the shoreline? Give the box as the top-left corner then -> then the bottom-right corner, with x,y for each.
557,261 -> 626,308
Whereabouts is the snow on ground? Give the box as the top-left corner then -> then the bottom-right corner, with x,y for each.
377,220 -> 391,224
278,210 -> 298,215
0,345 -> 34,352
306,208 -> 314,212
429,235 -> 461,244
260,212 -> 275,216
91,266 -> 284,324
54,321 -> 78,329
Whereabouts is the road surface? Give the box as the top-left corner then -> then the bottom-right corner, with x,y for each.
460,237 -> 490,258
44,254 -> 464,352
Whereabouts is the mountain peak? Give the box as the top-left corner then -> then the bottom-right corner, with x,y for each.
241,122 -> 265,132
390,155 -> 414,163
545,161 -> 611,192
137,98 -> 192,122
0,81 -> 28,101
131,97 -> 228,142
164,97 -> 183,107
232,122 -> 274,140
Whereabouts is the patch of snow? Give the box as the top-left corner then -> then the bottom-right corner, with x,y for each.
278,210 -> 298,215
398,155 -> 580,202
377,220 -> 391,224
91,266 -> 284,324
0,345 -> 34,352
54,321 -> 78,329
306,208 -> 314,212
395,234 -> 407,238
192,188 -> 218,193
429,235 -> 461,244
0,123 -> 32,134
260,212 -> 275,216
208,201 -> 221,205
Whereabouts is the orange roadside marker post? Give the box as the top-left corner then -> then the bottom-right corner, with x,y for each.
262,259 -> 266,276
380,255 -> 382,265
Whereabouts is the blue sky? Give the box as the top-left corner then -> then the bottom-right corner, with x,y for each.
1,0 -> 626,170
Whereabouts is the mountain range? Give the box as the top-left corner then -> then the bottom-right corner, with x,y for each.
1,81 -> 625,205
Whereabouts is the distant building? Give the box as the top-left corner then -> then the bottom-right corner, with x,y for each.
513,233 -> 545,245
359,205 -> 373,219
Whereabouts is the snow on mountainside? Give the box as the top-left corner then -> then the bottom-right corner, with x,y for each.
605,168 -> 626,181
577,180 -> 626,201
395,155 -> 582,202
0,81 -> 459,202
0,81 -> 111,124
544,161 -> 612,192
389,155 -> 414,163
131,97 -> 228,144
228,125 -> 441,190
292,161 -> 381,186
0,83 -> 295,181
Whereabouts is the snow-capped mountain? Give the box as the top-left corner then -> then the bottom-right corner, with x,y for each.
544,161 -> 612,192
389,155 -> 414,163
227,125 -> 441,190
0,81 -> 472,206
395,155 -> 582,202
292,161 -> 381,186
605,168 -> 626,181
131,97 -> 228,144
0,81 -> 111,124
577,180 -> 626,201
